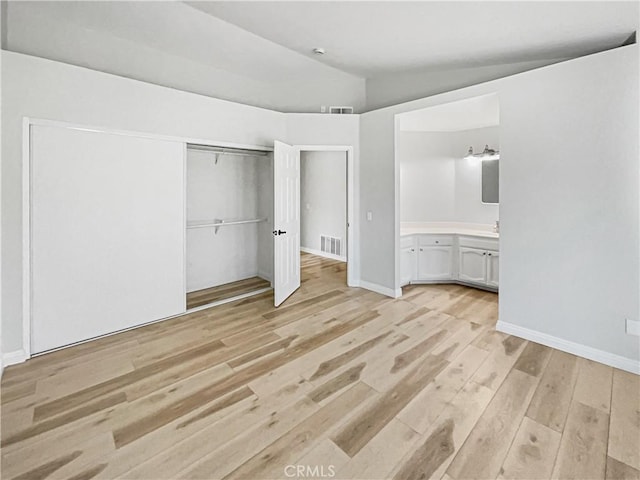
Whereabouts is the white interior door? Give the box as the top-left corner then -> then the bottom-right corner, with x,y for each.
30,125 -> 186,353
273,140 -> 300,306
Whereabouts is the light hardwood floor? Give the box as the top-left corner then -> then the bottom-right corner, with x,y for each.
186,277 -> 272,309
1,253 -> 638,480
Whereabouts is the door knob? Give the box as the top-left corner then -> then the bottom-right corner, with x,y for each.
272,230 -> 287,236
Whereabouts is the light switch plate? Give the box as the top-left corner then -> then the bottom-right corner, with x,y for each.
626,318 -> 640,336
366,211 -> 372,221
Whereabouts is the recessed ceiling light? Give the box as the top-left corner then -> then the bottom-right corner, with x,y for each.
313,47 -> 326,55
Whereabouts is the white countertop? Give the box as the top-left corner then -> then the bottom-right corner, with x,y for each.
400,222 -> 499,239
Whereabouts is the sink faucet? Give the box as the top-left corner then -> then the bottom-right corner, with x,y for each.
494,220 -> 500,233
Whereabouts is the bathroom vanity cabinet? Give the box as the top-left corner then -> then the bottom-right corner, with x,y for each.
401,230 -> 499,292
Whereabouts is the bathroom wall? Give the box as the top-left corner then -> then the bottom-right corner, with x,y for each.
398,131 -> 456,222
399,126 -> 499,225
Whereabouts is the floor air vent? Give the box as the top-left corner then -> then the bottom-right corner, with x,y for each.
321,235 -> 342,257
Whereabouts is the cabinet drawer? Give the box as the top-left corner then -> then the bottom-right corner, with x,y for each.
458,235 -> 499,251
400,235 -> 415,249
417,235 -> 453,247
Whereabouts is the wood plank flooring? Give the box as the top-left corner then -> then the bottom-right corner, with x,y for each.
186,276 -> 271,309
1,252 -> 638,480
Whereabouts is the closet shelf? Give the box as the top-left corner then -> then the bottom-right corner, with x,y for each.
187,144 -> 270,164
187,218 -> 268,234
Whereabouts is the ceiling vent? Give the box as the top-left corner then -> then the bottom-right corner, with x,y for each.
329,106 -> 354,115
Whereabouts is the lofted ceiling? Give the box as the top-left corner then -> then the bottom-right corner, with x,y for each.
2,1 -> 367,112
187,1 -> 638,77
2,1 -> 359,83
2,1 -> 637,113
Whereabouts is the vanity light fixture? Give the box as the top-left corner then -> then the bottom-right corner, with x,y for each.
464,145 -> 500,161
464,146 -> 474,160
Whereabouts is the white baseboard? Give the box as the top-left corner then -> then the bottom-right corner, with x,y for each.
496,320 -> 640,375
357,280 -> 402,299
300,247 -> 346,263
2,348 -> 29,370
406,279 -> 497,293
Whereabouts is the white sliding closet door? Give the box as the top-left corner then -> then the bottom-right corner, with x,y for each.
30,125 -> 186,353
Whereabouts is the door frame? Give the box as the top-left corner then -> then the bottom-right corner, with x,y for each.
295,145 -> 356,288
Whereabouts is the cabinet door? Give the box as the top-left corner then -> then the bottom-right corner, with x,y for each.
417,246 -> 453,281
486,250 -> 499,288
401,246 -> 416,286
458,247 -> 487,284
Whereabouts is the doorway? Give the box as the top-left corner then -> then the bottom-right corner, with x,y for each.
300,150 -> 347,260
298,147 -> 353,289
394,94 -> 500,298
271,143 -> 355,307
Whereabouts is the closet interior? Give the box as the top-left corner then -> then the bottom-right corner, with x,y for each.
186,144 -> 274,309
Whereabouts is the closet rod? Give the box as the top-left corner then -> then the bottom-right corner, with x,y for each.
187,218 -> 267,234
187,144 -> 270,157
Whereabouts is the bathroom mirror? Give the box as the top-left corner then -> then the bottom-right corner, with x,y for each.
482,159 -> 499,204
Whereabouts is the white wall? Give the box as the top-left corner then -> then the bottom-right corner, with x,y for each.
300,151 -> 347,255
360,45 -> 638,369
186,149 -> 272,292
399,132 -> 456,222
399,126 -> 499,225
499,46 -> 638,369
1,51 -> 286,355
